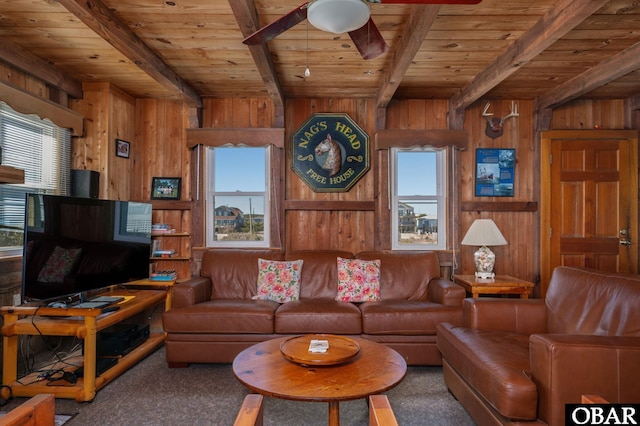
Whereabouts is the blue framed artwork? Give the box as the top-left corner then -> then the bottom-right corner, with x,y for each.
475,148 -> 515,197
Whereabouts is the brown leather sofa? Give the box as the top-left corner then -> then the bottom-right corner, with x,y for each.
162,249 -> 465,366
436,266 -> 640,425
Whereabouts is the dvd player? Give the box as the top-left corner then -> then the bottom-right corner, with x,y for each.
82,323 -> 150,357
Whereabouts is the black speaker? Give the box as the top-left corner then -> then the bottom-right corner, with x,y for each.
71,169 -> 100,198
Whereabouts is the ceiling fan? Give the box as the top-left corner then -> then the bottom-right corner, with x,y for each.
243,0 -> 482,60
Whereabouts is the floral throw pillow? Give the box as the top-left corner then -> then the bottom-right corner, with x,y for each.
336,257 -> 381,302
253,259 -> 303,303
37,246 -> 82,283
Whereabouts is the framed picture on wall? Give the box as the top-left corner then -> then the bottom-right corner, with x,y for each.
115,139 -> 130,159
151,177 -> 181,200
475,148 -> 515,197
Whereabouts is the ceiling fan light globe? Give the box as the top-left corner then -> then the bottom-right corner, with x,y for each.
308,0 -> 371,34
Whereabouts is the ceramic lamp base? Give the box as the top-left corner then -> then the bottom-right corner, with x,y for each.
474,245 -> 496,279
475,271 -> 495,279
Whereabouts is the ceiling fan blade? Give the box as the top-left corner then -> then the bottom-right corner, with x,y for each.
369,0 -> 482,4
349,18 -> 389,60
243,3 -> 309,45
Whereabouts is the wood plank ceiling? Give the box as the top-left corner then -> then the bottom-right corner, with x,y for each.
1,0 -> 640,122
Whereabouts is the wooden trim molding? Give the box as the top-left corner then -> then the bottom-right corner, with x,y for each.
0,80 -> 84,136
284,200 -> 375,211
186,128 -> 285,149
375,130 -> 468,150
149,200 -> 192,210
461,201 -> 538,212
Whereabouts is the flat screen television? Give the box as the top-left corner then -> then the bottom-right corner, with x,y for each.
21,193 -> 152,304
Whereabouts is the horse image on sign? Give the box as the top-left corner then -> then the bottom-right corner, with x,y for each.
315,134 -> 342,176
292,113 -> 369,192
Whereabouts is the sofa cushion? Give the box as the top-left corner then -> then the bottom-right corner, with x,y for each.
356,251 -> 439,300
163,299 -> 279,334
546,266 -> 640,336
336,257 -> 381,302
361,301 -> 462,335
200,249 -> 284,299
436,323 -> 538,420
253,258 -> 303,303
285,251 -> 354,299
275,299 -> 362,334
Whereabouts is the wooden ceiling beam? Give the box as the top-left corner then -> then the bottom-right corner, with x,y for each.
0,40 -> 83,100
56,0 -> 202,108
376,5 -> 440,110
449,0 -> 609,128
228,0 -> 286,127
537,40 -> 640,110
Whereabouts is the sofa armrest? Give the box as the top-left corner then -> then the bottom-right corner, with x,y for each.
463,298 -> 547,334
428,278 -> 466,306
172,276 -> 212,309
530,334 -> 640,425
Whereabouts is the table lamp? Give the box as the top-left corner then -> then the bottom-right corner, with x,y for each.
460,219 -> 507,279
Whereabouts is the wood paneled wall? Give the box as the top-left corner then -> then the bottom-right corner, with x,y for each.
70,82 -> 136,201
551,99 -> 627,130
457,100 -> 539,284
1,56 -> 637,296
190,97 -> 633,291
133,99 -> 193,278
285,99 -> 377,253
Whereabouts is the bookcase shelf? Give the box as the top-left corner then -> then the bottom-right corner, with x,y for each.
150,204 -> 192,280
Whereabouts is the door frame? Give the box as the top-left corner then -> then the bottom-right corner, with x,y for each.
540,130 -> 639,297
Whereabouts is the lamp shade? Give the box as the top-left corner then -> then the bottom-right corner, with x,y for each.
460,219 -> 507,247
308,0 -> 371,34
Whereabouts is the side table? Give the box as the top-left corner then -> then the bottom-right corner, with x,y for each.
453,275 -> 534,299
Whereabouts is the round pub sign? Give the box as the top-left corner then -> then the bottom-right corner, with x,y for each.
291,113 -> 370,192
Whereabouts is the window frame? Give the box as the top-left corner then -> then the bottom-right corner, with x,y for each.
390,147 -> 447,251
0,102 -> 70,258
205,145 -> 271,248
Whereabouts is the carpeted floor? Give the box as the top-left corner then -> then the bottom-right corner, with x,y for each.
3,346 -> 475,425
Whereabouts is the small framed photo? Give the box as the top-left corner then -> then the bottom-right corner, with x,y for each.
151,177 -> 182,200
115,139 -> 130,159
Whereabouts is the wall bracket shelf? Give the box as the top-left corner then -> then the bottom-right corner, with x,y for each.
461,202 -> 538,212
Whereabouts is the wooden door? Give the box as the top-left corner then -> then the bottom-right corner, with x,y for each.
540,130 -> 638,297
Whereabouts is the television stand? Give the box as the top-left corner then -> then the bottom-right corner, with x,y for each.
1,288 -> 168,402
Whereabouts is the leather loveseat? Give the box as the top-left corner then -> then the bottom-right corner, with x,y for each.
436,266 -> 640,425
162,249 -> 465,366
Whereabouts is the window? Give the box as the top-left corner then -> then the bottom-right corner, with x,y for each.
391,147 -> 447,250
205,146 -> 270,247
0,102 -> 71,257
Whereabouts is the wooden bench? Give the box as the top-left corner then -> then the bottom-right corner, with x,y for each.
233,394 -> 264,426
369,395 -> 399,426
0,393 -> 55,426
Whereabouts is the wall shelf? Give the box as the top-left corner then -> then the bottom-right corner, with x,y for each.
461,201 -> 538,212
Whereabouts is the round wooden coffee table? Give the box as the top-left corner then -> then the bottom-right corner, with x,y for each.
232,335 -> 407,426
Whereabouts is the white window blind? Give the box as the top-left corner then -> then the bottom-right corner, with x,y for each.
0,102 -> 70,254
